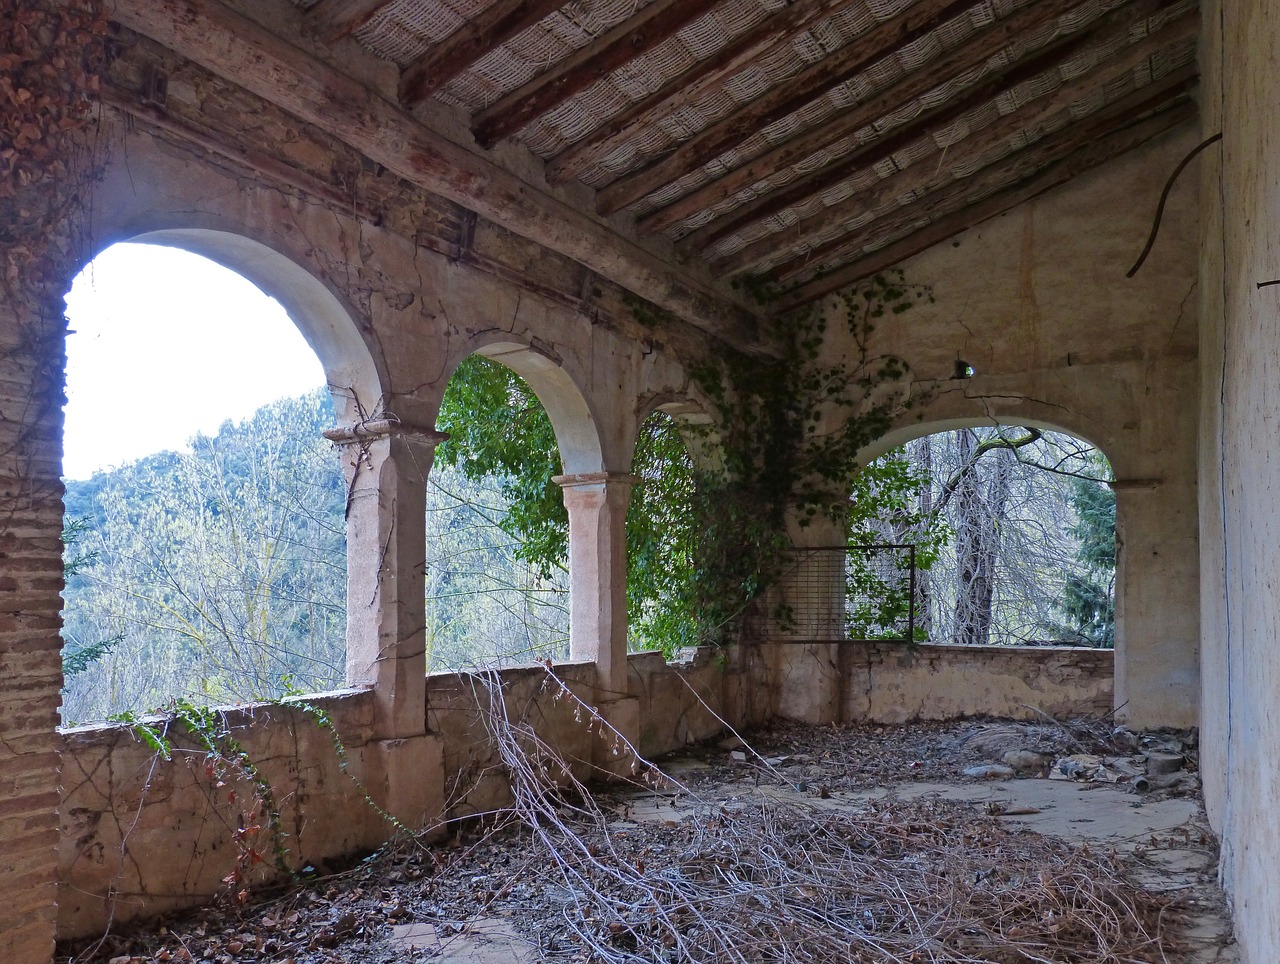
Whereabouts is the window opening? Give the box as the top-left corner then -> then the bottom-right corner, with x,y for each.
852,427 -> 1115,647
60,243 -> 346,723
426,356 -> 570,669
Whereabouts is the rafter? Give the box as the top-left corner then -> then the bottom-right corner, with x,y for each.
471,0 -> 725,149
594,0 -> 977,216
664,0 -> 1188,248
304,0 -> 391,44
771,99 -> 1196,311
711,60 -> 1198,277
545,0 -> 865,184
110,0 -> 767,354
398,0 -> 570,107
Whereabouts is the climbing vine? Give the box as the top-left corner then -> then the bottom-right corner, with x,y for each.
1,0 -> 106,294
679,270 -> 934,643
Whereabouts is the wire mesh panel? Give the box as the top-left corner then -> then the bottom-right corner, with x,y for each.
846,544 -> 916,642
764,545 -> 916,642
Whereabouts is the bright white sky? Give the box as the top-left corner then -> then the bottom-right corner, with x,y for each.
62,243 -> 326,480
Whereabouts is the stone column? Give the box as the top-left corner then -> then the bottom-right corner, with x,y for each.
1112,478 -> 1200,727
554,472 -> 639,773
553,472 -> 637,695
325,418 -> 445,826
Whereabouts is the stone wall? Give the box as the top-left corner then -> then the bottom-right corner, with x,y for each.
56,639 -> 1112,940
56,646 -> 765,940
846,125 -> 1200,730
0,287 -> 66,962
835,642 -> 1113,724
57,690 -> 395,939
1198,1 -> 1280,959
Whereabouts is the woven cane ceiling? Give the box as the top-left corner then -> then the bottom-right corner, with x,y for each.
297,0 -> 1199,309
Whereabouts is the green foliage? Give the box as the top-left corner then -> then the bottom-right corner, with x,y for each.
1060,474 -> 1116,646
846,450 -> 949,641
435,357 -> 568,579
685,272 -> 932,643
625,412 -> 699,653
427,274 -> 931,658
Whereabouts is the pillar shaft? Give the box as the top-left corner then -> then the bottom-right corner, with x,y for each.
554,472 -> 636,696
1112,479 -> 1200,727
327,419 -> 444,739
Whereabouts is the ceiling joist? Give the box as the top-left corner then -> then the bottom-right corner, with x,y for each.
471,0 -> 724,148
774,97 -> 1194,311
771,91 -> 1195,286
665,0 -> 1190,250
110,0 -> 767,353
304,0 -> 390,44
544,0 -> 867,185
757,69 -> 1197,280
711,44 -> 1198,276
398,0 -> 570,107
594,0 -> 978,216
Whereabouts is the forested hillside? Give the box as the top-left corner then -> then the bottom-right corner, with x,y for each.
61,389 -> 348,723
60,378 -> 1115,725
60,385 -> 574,724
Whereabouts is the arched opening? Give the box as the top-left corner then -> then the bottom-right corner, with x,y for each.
425,353 -> 573,669
59,239 -> 376,722
626,406 -> 700,656
852,424 -> 1115,647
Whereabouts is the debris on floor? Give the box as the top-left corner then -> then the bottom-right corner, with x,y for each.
59,716 -> 1234,964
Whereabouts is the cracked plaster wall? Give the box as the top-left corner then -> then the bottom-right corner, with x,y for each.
1197,1 -> 1280,960
772,124 -> 1201,731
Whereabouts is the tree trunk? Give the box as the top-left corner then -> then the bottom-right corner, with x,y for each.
952,432 -> 1012,645
913,435 -> 934,640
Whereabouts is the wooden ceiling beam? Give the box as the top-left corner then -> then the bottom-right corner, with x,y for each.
398,0 -> 571,107
471,0 -> 726,149
716,63 -> 1197,277
594,0 -> 978,216
666,0 -> 1186,249
110,0 -> 769,354
545,0 -> 865,184
304,0 -> 391,45
771,99 -> 1195,312
772,91 -> 1193,285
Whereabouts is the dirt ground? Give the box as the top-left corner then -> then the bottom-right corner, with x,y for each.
60,717 -> 1237,963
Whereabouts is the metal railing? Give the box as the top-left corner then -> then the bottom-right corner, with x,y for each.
763,544 -> 917,643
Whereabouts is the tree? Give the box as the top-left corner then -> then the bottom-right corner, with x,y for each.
1057,474 -> 1116,645
61,389 -> 347,722
870,428 -> 1116,647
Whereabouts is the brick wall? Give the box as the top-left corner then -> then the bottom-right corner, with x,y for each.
0,293 -> 71,962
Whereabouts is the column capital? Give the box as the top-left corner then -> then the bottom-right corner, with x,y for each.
552,471 -> 641,489
323,417 -> 449,448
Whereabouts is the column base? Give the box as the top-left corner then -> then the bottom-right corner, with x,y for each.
365,734 -> 445,835
592,695 -> 641,779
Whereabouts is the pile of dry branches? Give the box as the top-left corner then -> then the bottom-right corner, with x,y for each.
473,670 -> 1180,963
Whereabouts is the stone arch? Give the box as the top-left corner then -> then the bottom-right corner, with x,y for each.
100,229 -> 388,421
451,338 -> 606,476
635,391 -> 722,476
63,230 -> 391,702
862,415 -> 1112,471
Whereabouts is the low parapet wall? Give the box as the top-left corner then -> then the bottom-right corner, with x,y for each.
837,641 -> 1114,723
55,640 -> 1105,939
55,645 -> 764,940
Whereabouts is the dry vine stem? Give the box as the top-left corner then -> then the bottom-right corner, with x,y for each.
455,665 -> 1181,963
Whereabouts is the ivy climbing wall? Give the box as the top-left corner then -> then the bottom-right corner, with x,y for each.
0,2 -> 105,960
